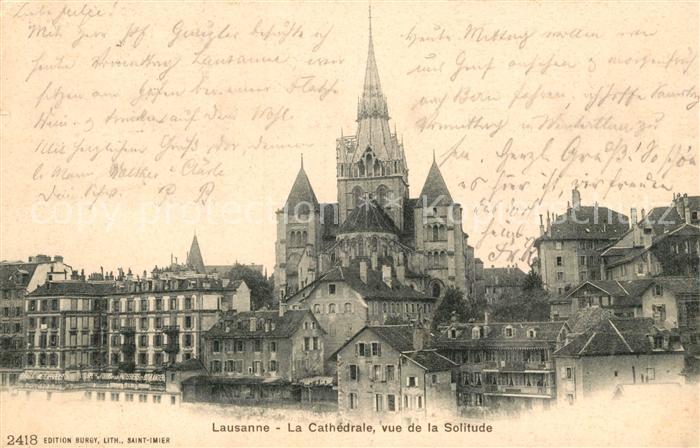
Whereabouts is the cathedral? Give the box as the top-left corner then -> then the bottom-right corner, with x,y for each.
274,12 -> 475,302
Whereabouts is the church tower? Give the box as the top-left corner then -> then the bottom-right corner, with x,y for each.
336,7 -> 409,231
274,157 -> 323,299
186,234 -> 206,274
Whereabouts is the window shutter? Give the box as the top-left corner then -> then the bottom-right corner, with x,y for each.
560,367 -> 567,379
378,343 -> 382,357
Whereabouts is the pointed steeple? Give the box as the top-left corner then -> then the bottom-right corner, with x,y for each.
284,158 -> 319,213
186,234 -> 206,274
418,159 -> 454,207
354,5 -> 397,162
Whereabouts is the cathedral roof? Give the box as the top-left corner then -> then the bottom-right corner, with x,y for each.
284,161 -> 319,213
186,235 -> 206,274
417,160 -> 454,207
337,199 -> 399,235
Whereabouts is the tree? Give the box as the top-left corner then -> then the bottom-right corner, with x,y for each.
225,264 -> 274,311
490,271 -> 550,322
431,287 -> 487,329
522,270 -> 543,291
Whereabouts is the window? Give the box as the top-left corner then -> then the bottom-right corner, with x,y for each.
527,329 -> 537,338
313,304 -> 321,314
375,394 -> 383,412
253,361 -> 262,375
139,352 -> 148,365
312,337 -> 319,350
387,394 -> 396,411
449,328 -> 457,339
566,393 -> 574,405
356,342 -> 367,356
504,326 -> 514,338
269,360 -> 277,372
184,316 -> 192,329
140,317 -> 148,330
349,393 -> 358,410
125,393 -> 134,402
566,367 -> 573,379
652,305 -> 667,323
654,284 -> 663,296
253,340 -> 262,352
153,395 -> 161,404
111,392 -> 119,402
155,298 -> 163,311
141,299 -> 148,312
155,317 -> 163,329
646,368 -> 656,381
372,364 -> 382,381
235,340 -> 244,352
472,327 -> 481,339
407,376 -> 417,388
556,271 -> 564,281
385,365 -> 395,381
154,335 -> 162,347
555,242 -> 563,250
328,284 -> 336,294
213,340 -> 221,353
97,392 -> 106,401
154,353 -> 163,365
210,360 -> 221,372
269,341 -> 277,352
349,364 -> 359,381
185,297 -> 192,310
139,335 -> 148,347
417,395 -> 424,409
556,256 -> 563,266
139,394 -> 147,403
653,335 -> 664,349
184,334 -> 192,347
304,337 -> 310,351
371,342 -> 381,356
329,304 -> 336,313
431,374 -> 438,385
344,303 -> 352,313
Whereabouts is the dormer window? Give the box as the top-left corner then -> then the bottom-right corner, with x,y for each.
504,326 -> 514,338
449,328 -> 457,339
527,328 -> 537,339
472,327 -> 481,339
654,285 -> 663,296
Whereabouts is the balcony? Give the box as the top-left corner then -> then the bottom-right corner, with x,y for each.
525,361 -> 553,371
484,384 -> 555,398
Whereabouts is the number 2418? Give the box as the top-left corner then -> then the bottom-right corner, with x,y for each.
6,435 -> 38,445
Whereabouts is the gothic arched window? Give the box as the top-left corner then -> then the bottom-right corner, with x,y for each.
440,251 -> 448,268
302,231 -> 308,245
352,187 -> 364,208
432,225 -> 439,242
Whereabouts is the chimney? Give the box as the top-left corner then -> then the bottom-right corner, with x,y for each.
484,311 -> 490,325
572,188 -> 581,210
413,320 -> 429,351
279,302 -> 287,317
630,208 -> 638,229
683,195 -> 691,224
396,265 -> 405,284
382,265 -> 392,288
546,212 -> 552,237
250,317 -> 257,332
539,214 -> 545,235
359,260 -> 368,283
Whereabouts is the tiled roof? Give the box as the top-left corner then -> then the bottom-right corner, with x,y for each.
649,276 -> 700,296
535,206 -> 629,244
402,349 -> 457,372
186,235 -> 206,274
0,262 -> 43,288
204,310 -> 318,339
554,318 -> 678,357
337,199 -> 399,235
566,307 -> 616,334
483,267 -> 527,287
433,321 -> 568,348
368,325 -> 416,352
312,265 -> 434,301
642,206 -> 684,234
284,165 -> 319,213
417,161 -> 454,207
29,281 -> 117,297
168,358 -> 206,372
564,279 -> 654,304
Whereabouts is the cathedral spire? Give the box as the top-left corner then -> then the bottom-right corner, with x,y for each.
354,5 -> 396,162
186,234 -> 206,274
284,159 -> 319,214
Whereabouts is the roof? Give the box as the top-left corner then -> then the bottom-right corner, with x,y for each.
535,205 -> 629,244
168,358 -> 206,372
642,206 -> 684,234
308,265 -> 434,301
204,310 -> 320,339
29,281 -> 117,297
555,318 -> 681,357
647,276 -> 700,296
562,279 -> 654,308
483,267 -> 527,287
284,164 -> 319,213
402,350 -> 457,372
433,321 -> 569,349
0,263 -> 40,289
186,235 -> 206,274
337,199 -> 399,235
567,307 -> 616,334
417,160 -> 453,207
329,324 -> 418,360
182,375 -> 290,386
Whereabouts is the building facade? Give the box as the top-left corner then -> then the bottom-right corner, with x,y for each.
554,317 -> 685,405
334,324 -> 456,416
434,320 -> 569,414
482,266 -> 527,304
274,13 -> 474,302
535,188 -> 629,295
0,255 -> 72,387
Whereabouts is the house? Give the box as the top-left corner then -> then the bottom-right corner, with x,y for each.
482,265 -> 527,304
333,324 -> 457,416
534,188 -> 629,295
434,318 -> 569,414
552,279 -> 652,320
285,260 -> 436,366
553,318 -> 685,405
191,308 -> 326,404
0,255 -> 72,387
